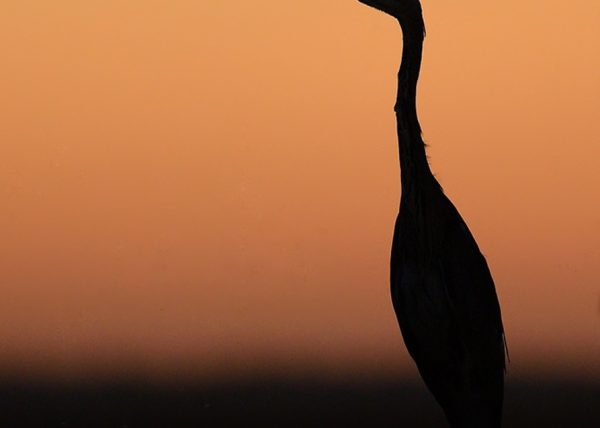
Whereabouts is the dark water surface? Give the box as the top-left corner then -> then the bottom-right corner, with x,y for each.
1,375 -> 598,427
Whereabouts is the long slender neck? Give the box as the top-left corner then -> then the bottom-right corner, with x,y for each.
395,5 -> 433,194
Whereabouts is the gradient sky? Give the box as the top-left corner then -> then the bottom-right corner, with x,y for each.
1,0 -> 599,381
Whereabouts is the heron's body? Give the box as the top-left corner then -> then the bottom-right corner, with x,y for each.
357,1 -> 507,426
392,183 -> 505,427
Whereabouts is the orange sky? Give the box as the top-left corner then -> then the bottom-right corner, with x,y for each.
1,0 -> 599,381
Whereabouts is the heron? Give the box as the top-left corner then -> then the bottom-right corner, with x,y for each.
356,1 -> 508,426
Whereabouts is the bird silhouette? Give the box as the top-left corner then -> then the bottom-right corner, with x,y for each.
356,1 -> 507,427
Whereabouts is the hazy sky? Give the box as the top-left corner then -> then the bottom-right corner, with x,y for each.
1,0 -> 599,381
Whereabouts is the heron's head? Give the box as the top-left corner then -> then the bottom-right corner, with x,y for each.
357,0 -> 421,21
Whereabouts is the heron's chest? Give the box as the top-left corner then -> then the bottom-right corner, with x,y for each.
391,262 -> 450,321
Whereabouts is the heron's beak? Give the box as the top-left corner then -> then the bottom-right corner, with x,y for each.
358,0 -> 382,9
357,0 -> 395,15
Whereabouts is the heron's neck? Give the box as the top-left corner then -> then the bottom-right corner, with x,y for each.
395,10 -> 433,195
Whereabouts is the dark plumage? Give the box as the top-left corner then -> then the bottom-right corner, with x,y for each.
357,1 -> 507,427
